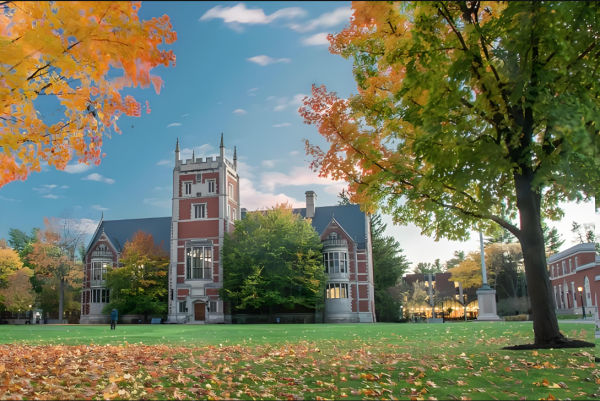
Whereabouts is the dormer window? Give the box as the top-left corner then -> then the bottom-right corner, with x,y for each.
329,232 -> 338,240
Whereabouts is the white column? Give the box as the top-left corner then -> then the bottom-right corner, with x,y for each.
571,282 -> 577,308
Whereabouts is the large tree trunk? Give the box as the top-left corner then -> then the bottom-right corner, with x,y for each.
513,172 -> 565,345
58,277 -> 65,324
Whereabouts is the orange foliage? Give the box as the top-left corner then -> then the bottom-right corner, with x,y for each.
122,230 -> 167,260
0,1 -> 177,187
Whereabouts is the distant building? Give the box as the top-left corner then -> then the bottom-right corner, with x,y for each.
403,272 -> 479,319
80,136 -> 376,324
548,242 -> 598,317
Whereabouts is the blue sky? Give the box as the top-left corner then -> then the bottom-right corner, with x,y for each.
0,2 -> 595,267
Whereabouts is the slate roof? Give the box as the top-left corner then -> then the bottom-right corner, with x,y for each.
87,217 -> 171,254
293,204 -> 368,249
86,205 -> 368,255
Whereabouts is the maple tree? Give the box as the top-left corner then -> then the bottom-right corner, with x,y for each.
0,1 -> 177,187
221,204 -> 327,318
103,230 -> 169,321
0,268 -> 35,313
299,1 -> 599,347
28,217 -> 86,322
0,246 -> 22,285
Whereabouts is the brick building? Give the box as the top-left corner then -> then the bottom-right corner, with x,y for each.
80,136 -> 376,324
548,242 -> 599,318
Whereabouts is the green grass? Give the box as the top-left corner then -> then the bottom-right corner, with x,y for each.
556,313 -> 595,320
0,322 -> 597,400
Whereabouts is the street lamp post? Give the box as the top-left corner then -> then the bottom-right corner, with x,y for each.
577,287 -> 586,319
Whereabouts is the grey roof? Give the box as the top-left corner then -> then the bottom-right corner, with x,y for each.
88,217 -> 171,254
293,204 -> 368,248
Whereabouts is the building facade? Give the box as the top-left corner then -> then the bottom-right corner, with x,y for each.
548,242 -> 599,318
80,136 -> 376,324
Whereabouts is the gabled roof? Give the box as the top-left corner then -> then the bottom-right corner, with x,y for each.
293,204 -> 368,249
87,217 -> 171,254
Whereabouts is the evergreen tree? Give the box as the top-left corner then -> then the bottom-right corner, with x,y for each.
370,214 -> 410,322
445,251 -> 466,270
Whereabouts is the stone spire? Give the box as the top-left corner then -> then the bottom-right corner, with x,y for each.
233,146 -> 237,169
220,133 -> 224,161
175,138 -> 180,165
192,149 -> 195,162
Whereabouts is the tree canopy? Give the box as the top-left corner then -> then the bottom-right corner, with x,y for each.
28,217 -> 86,322
299,1 -> 599,346
0,269 -> 35,313
0,1 -> 177,187
221,204 -> 327,315
103,231 -> 169,320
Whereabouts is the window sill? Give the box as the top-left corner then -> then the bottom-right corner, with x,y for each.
185,278 -> 212,281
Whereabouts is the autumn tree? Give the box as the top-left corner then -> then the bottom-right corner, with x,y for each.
102,231 -> 169,322
0,1 -> 177,188
448,251 -> 489,289
28,217 -> 87,323
300,1 -> 599,348
221,204 -> 327,319
0,269 -> 35,313
0,247 -> 22,285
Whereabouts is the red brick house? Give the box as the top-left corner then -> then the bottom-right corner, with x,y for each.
80,136 -> 376,324
548,242 -> 598,318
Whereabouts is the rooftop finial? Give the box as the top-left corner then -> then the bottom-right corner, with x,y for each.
233,146 -> 237,160
192,149 -> 195,161
175,138 -> 180,152
220,133 -> 224,148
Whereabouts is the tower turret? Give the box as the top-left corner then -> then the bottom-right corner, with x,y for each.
220,133 -> 224,160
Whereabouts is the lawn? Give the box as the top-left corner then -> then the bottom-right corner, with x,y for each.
0,322 -> 598,400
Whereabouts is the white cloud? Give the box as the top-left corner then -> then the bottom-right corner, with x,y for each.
289,150 -> 299,156
233,109 -> 247,115
59,218 -> 98,235
91,205 -> 108,211
218,101 -> 223,104
156,160 -> 171,166
152,186 -> 169,191
62,163 -> 93,174
143,198 -> 172,209
180,144 -> 215,161
261,159 -> 278,168
0,195 -> 19,202
43,194 -> 64,199
60,185 -> 69,189
260,165 -> 339,192
181,114 -> 189,117
82,173 -> 115,184
271,93 -> 307,111
167,123 -> 182,127
247,88 -> 259,92
74,205 -> 82,209
240,177 -> 304,211
200,3 -> 307,32
247,55 -> 291,66
43,184 -> 57,189
324,182 -> 348,195
273,123 -> 291,127
288,7 -> 352,32
301,32 -> 330,46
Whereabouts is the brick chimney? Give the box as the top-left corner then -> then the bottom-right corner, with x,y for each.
305,191 -> 317,218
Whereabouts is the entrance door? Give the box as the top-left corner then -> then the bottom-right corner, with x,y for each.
194,302 -> 205,321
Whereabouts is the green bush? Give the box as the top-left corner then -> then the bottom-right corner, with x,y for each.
504,314 -> 528,321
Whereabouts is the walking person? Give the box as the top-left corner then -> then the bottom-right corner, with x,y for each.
110,308 -> 118,330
